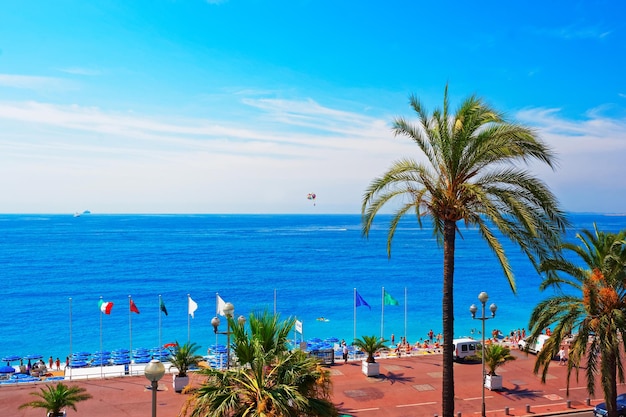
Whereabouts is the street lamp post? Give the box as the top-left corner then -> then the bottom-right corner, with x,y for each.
470,291 -> 497,417
144,359 -> 165,417
211,302 -> 246,369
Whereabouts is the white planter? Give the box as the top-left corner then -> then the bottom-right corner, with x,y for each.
173,375 -> 189,393
47,412 -> 66,417
485,374 -> 502,391
361,361 -> 380,377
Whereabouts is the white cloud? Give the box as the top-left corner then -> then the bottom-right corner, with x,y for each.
0,96 -> 623,214
516,107 -> 626,213
58,67 -> 102,76
0,73 -> 70,90
0,98 -> 410,213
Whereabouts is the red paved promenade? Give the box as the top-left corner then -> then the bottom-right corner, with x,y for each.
1,348 -> 603,416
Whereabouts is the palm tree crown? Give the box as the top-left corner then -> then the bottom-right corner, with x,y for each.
361,85 -> 567,417
168,341 -> 204,377
353,335 -> 388,363
181,311 -> 337,417
18,382 -> 92,416
528,225 -> 626,417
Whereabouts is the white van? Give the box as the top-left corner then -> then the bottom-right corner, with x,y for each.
453,338 -> 479,361
518,334 -> 550,354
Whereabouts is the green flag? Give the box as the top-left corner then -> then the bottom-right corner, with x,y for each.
383,290 -> 399,306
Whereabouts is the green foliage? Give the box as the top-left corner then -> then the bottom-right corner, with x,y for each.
168,341 -> 204,377
18,382 -> 92,415
182,311 -> 337,417
478,343 -> 516,376
361,84 -> 567,417
231,309 -> 294,366
529,225 -> 626,417
353,335 -> 387,363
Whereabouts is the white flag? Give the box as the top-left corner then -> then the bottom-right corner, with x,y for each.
188,296 -> 198,318
217,294 -> 227,316
295,320 -> 303,334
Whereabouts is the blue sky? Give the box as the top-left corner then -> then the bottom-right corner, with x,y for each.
0,1 -> 624,214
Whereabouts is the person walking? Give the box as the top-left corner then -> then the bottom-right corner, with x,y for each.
342,343 -> 349,364
558,347 -> 566,365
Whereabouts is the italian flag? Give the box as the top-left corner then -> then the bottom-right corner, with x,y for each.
99,299 -> 114,315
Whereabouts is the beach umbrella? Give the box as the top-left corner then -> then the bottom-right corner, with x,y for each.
23,354 -> 43,360
69,360 -> 88,368
1,355 -> 21,363
0,365 -> 15,373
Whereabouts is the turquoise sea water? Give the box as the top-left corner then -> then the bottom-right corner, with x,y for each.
1,213 -> 625,362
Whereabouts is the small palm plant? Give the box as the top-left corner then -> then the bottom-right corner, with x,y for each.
168,341 -> 204,377
18,382 -> 92,416
353,335 -> 388,363
479,343 -> 516,376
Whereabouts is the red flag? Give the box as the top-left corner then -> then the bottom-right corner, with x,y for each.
130,299 -> 140,314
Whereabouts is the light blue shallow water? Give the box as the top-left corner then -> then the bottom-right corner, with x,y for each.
0,213 -> 624,362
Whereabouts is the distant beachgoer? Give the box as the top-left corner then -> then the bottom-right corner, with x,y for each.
66,356 -> 69,368
546,327 -> 551,336
343,344 -> 349,364
55,358 -> 61,370
428,329 -> 434,341
391,333 -> 395,345
558,347 -> 566,365
49,356 -> 53,369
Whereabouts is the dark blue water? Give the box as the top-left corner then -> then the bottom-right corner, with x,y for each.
0,213 -> 623,361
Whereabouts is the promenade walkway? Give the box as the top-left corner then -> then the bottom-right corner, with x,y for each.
0,348 -> 604,416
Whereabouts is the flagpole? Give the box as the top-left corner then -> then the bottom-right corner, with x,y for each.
353,288 -> 357,344
187,294 -> 191,344
381,287 -> 384,341
158,295 -> 162,356
128,295 -> 133,360
69,297 -> 72,380
99,295 -> 103,379
404,287 -> 408,343
215,293 -> 219,351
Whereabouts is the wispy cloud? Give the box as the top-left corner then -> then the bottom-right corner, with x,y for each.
516,107 -> 626,211
0,97 -> 410,213
0,74 -> 70,90
532,24 -> 612,41
58,67 -> 102,76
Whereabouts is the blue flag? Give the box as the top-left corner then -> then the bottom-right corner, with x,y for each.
355,290 -> 371,310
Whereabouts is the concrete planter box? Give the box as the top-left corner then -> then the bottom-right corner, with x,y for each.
361,361 -> 380,377
485,374 -> 502,391
173,375 -> 189,393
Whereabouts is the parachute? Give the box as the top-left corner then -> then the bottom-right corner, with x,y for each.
307,193 -> 316,206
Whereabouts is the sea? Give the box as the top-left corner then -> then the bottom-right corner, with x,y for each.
1,213 -> 625,363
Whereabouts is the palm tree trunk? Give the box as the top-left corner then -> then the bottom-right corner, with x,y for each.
442,219 -> 456,417
605,349 -> 618,417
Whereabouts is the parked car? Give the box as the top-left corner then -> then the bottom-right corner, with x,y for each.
594,393 -> 626,417
518,334 -> 550,354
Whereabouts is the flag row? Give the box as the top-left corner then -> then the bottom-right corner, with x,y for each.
95,294 -> 232,317
95,290 -> 399,316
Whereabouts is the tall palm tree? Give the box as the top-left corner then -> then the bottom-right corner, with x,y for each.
361,85 -> 567,417
18,382 -> 92,416
181,311 -> 337,417
528,225 -> 626,417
